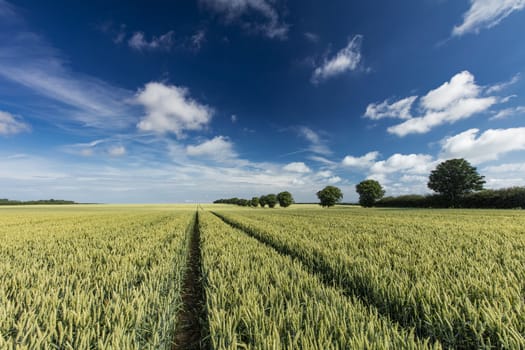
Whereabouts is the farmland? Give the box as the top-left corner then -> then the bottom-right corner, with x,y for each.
1,205 -> 525,349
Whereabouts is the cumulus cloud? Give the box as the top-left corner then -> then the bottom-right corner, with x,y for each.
108,146 -> 126,156
199,0 -> 288,39
0,111 -> 30,135
312,35 -> 363,83
370,153 -> 436,175
453,0 -> 525,36
440,127 -> 525,164
364,96 -> 417,120
340,152 -> 438,196
128,31 -> 174,51
482,162 -> 525,188
186,136 -> 237,161
342,151 -> 379,168
136,82 -> 213,137
327,176 -> 342,184
371,71 -> 498,137
283,162 -> 311,173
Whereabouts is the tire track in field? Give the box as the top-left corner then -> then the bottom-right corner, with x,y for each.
173,212 -> 209,350
210,211 -> 438,347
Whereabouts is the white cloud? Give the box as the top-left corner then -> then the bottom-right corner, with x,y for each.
370,153 -> 436,175
231,114 -> 237,123
316,170 -> 333,178
327,176 -> 342,184
297,126 -> 332,155
186,136 -> 237,161
190,29 -> 206,50
491,106 -> 525,120
342,151 -> 379,168
283,162 -> 311,173
482,162 -> 525,188
440,127 -> 525,164
385,71 -> 497,137
420,71 -> 480,110
0,111 -> 30,135
484,162 -> 525,173
128,31 -> 174,51
304,32 -> 319,43
309,155 -> 337,166
199,0 -> 288,39
364,96 -> 417,120
453,0 -> 525,36
136,82 -> 213,137
486,73 -> 521,93
0,9 -> 134,129
312,35 -> 363,83
108,146 -> 126,156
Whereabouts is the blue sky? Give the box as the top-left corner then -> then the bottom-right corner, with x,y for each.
0,0 -> 524,203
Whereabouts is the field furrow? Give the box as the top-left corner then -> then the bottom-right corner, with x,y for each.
212,208 -> 525,349
200,210 -> 440,349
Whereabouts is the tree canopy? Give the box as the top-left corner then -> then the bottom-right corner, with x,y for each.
266,194 -> 278,208
316,186 -> 343,207
277,191 -> 294,208
355,179 -> 385,207
428,158 -> 485,206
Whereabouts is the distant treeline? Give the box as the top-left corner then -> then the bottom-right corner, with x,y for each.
214,192 -> 294,208
0,198 -> 77,205
375,187 -> 525,209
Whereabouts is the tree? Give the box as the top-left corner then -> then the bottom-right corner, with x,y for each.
250,197 -> 259,207
259,195 -> 267,208
428,158 -> 485,206
355,179 -> 385,207
316,186 -> 343,207
277,191 -> 294,208
266,194 -> 278,208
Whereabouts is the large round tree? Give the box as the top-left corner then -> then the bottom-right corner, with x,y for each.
266,194 -> 278,208
428,158 -> 485,206
355,179 -> 385,207
277,191 -> 294,208
317,186 -> 343,207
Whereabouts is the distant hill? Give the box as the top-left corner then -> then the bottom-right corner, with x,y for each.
0,198 -> 77,205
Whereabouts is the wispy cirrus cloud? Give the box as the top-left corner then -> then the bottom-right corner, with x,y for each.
0,110 -> 30,135
453,0 -> 525,36
128,31 -> 174,51
296,126 -> 332,155
0,3 -> 135,130
490,106 -> 525,120
199,0 -> 288,39
311,35 -> 363,84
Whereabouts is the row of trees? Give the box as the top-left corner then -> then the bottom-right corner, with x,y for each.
352,158 -> 522,208
316,158 -> 505,208
216,159 -> 521,209
214,191 -> 295,208
0,198 -> 76,205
